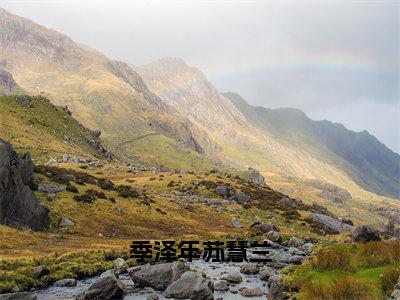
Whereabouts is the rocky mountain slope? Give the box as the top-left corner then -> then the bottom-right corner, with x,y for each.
0,8 -> 209,170
136,58 -> 400,226
225,92 -> 400,199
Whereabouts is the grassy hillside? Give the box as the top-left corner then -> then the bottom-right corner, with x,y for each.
0,95 -> 106,163
225,92 -> 400,200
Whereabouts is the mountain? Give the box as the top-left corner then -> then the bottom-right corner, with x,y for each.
225,92 -> 400,199
0,8 -> 211,170
136,57 -> 400,225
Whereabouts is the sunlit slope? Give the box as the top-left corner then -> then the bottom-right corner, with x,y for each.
0,8 -> 208,169
225,92 -> 399,199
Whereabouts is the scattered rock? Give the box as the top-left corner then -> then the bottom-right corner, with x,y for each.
81,270 -> 124,300
229,190 -> 250,204
240,263 -> 259,275
114,258 -> 129,274
232,217 -> 242,228
0,292 -> 37,300
352,225 -> 381,243
216,185 -> 231,198
259,266 -> 277,281
311,213 -> 355,233
265,230 -> 281,242
32,265 -> 49,278
60,217 -> 75,227
288,236 -> 305,248
239,287 -> 264,297
267,276 -> 289,300
301,242 -> 315,251
164,270 -> 213,299
129,260 -> 189,290
220,273 -> 242,284
54,278 -> 77,287
147,294 -> 159,300
46,193 -> 56,201
214,280 -> 229,291
38,183 -> 65,193
247,167 -> 266,186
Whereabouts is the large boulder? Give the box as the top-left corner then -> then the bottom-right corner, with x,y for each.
0,140 -> 48,230
164,270 -> 213,300
129,260 -> 189,290
311,213 -> 355,233
113,258 -> 129,274
81,270 -> 124,300
352,225 -> 381,243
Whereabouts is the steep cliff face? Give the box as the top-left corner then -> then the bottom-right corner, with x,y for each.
0,139 -> 48,230
135,58 -> 248,136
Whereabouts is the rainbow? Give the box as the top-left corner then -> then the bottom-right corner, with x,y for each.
149,51 -> 393,98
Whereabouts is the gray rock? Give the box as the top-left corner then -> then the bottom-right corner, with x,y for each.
0,292 -> 37,300
220,273 -> 242,284
390,276 -> 400,300
352,225 -> 381,243
214,280 -> 229,291
147,294 -> 159,300
38,183 -> 65,193
46,193 -> 56,201
251,223 -> 274,234
240,263 -> 259,274
32,265 -> 49,278
229,190 -> 250,204
239,287 -> 264,297
311,213 -> 355,233
267,276 -> 289,300
216,185 -> 231,198
165,270 -> 213,299
0,140 -> 48,230
301,242 -> 315,251
265,230 -> 281,242
129,260 -> 189,290
114,258 -> 128,274
259,266 -> 277,281
60,217 -> 75,227
54,278 -> 77,287
267,274 -> 281,288
81,270 -> 124,300
232,217 -> 242,228
247,167 -> 266,186
288,237 -> 305,248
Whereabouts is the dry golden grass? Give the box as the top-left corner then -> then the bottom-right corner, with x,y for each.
309,248 -> 354,271
301,276 -> 379,300
359,240 -> 400,267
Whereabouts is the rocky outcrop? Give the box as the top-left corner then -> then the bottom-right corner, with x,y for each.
0,139 -> 48,230
310,213 -> 355,234
247,167 -> 266,186
0,68 -> 18,95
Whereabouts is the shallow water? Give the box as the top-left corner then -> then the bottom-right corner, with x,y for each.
36,259 -> 268,300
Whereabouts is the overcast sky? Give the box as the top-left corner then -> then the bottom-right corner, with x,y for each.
2,1 -> 399,152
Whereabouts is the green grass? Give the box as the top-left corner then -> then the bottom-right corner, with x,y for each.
282,241 -> 400,299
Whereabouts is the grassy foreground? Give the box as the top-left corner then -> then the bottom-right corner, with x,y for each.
282,240 -> 400,299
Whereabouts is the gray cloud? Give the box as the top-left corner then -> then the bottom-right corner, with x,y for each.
2,1 -> 399,151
